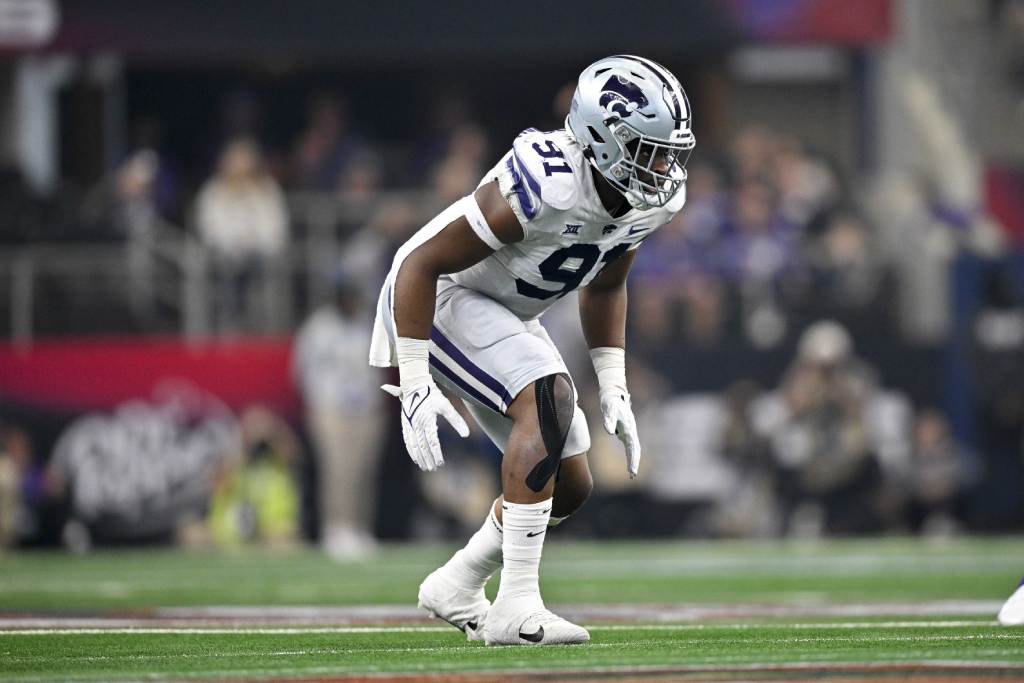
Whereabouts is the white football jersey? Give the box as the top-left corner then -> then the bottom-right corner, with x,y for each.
367,127 -> 687,368
449,128 -> 686,320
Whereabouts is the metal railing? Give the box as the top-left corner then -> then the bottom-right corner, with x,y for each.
0,190 -> 440,344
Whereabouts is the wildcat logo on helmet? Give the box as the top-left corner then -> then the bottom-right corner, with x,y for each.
599,76 -> 653,120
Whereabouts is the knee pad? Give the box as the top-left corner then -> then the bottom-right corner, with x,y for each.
525,373 -> 575,492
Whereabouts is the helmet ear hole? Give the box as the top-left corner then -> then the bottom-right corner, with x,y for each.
601,153 -> 608,159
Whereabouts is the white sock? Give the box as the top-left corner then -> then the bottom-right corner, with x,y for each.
495,498 -> 552,603
445,501 -> 503,589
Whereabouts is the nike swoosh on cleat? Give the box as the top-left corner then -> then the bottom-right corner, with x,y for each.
465,620 -> 478,631
526,530 -> 545,538
519,626 -> 544,643
628,226 -> 651,235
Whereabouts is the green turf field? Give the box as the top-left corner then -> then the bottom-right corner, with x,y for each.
2,537 -> 1023,680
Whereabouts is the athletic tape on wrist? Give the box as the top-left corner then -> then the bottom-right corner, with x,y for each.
396,337 -> 431,388
590,346 -> 627,394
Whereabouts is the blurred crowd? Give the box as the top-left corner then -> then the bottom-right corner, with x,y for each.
1,78 -> 1023,554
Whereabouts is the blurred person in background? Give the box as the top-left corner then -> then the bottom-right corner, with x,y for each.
0,424 -> 54,549
289,92 -> 364,191
0,424 -> 27,549
196,137 -> 289,332
0,163 -> 54,244
799,211 -> 895,342
81,149 -> 173,326
771,136 -> 839,230
721,179 -> 798,288
905,408 -> 967,535
759,321 -> 890,536
339,198 -> 420,287
713,380 -> 781,538
429,123 -> 490,205
867,72 -> 1007,345
410,90 -> 476,180
293,272 -> 384,559
337,148 -> 385,200
969,266 -> 1024,529
207,407 -> 301,548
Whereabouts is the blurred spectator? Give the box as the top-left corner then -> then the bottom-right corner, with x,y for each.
721,180 -> 798,286
0,427 -> 24,549
0,164 -> 57,244
429,123 -> 490,204
730,125 -> 777,185
771,137 -> 839,229
0,424 -> 51,549
905,409 -> 966,535
798,211 -> 895,339
127,117 -> 182,220
339,198 -> 420,288
208,407 -> 301,548
868,72 -> 1006,344
755,321 -> 891,535
680,161 -> 729,251
410,90 -> 476,179
969,265 -> 1024,528
81,149 -> 178,324
550,82 -> 576,127
808,212 -> 881,303
293,273 -> 383,559
196,137 -> 289,331
712,381 -> 781,538
289,93 -> 364,191
337,149 -> 385,199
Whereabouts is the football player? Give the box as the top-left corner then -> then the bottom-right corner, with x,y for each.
369,55 -> 694,645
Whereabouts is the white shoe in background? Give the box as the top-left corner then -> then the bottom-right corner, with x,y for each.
998,577 -> 1024,626
323,526 -> 377,561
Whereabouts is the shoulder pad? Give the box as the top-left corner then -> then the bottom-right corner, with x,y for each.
510,129 -> 580,211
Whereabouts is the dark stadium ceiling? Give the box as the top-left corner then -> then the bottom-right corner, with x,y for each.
38,0 -> 890,65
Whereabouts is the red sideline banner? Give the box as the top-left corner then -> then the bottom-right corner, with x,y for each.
0,336 -> 300,418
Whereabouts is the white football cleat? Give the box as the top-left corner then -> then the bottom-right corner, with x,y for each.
998,577 -> 1024,626
417,566 -> 490,641
483,595 -> 590,646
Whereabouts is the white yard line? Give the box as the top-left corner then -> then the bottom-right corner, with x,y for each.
154,599 -> 1005,618
0,620 -> 1013,636
0,600 -> 1005,631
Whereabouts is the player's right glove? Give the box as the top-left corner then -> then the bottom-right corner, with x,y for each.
381,337 -> 469,472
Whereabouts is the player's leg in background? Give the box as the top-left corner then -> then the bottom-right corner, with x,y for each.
549,453 -> 593,526
310,404 -> 382,560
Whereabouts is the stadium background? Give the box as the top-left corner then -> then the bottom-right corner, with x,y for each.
0,0 -> 1022,555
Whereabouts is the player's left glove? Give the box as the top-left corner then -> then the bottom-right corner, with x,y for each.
591,347 -> 641,479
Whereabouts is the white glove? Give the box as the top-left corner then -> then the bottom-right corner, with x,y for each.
591,347 -> 641,479
382,337 -> 469,472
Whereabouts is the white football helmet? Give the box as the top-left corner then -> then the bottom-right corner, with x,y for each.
566,55 -> 695,210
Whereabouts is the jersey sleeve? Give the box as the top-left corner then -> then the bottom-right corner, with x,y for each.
483,129 -> 579,237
